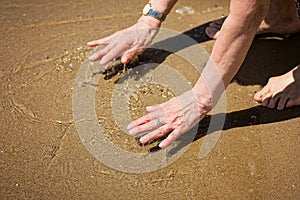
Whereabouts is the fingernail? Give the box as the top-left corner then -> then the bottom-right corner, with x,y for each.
158,142 -> 165,149
146,106 -> 153,112
89,54 -> 97,60
99,58 -> 107,65
87,41 -> 93,45
127,123 -> 134,130
139,137 -> 146,143
128,129 -> 136,136
121,57 -> 129,65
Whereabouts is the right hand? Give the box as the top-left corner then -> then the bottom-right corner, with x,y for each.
127,89 -> 213,148
87,16 -> 161,65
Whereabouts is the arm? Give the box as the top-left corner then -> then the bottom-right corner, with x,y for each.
137,0 -> 178,28
88,0 -> 178,64
149,0 -> 178,14
128,0 -> 271,148
193,0 -> 271,104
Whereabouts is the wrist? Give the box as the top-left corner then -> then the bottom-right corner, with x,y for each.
138,15 -> 161,28
191,87 -> 213,113
149,0 -> 177,14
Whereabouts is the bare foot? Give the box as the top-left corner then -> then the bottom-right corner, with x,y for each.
205,17 -> 225,39
205,16 -> 300,39
254,66 -> 300,110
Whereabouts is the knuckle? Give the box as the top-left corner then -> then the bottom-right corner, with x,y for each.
158,132 -> 165,137
157,127 -> 168,137
168,132 -> 178,141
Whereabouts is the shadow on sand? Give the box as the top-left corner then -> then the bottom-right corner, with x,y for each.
122,20 -> 300,152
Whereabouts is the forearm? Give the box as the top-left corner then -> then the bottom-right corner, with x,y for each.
149,0 -> 178,14
138,0 -> 178,27
193,0 -> 270,106
212,0 -> 270,86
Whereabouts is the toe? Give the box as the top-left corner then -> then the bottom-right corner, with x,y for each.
253,93 -> 263,102
254,86 -> 271,103
262,97 -> 270,107
208,21 -> 222,29
286,98 -> 300,108
286,99 -> 295,108
205,18 -> 226,39
205,27 -> 219,39
267,94 -> 281,109
261,92 -> 272,107
277,96 -> 288,110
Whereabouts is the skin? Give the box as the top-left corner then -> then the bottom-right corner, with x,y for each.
131,0 -> 270,148
254,65 -> 300,110
206,0 -> 300,111
206,0 -> 300,38
87,0 -> 178,65
89,0 -> 300,148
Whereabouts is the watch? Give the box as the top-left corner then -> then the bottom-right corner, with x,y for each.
143,3 -> 167,22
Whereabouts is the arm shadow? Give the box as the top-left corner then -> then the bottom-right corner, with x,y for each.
140,21 -> 212,63
163,105 -> 300,156
114,21 -> 213,82
196,105 -> 300,141
197,32 -> 300,138
144,25 -> 300,154
167,33 -> 300,154
234,33 -> 300,85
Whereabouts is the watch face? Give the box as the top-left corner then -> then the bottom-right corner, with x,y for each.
143,3 -> 151,15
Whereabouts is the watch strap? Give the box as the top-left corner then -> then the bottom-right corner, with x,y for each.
143,3 -> 167,22
148,8 -> 167,21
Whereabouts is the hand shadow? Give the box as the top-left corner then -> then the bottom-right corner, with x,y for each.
113,21 -> 213,83
104,19 -> 300,153
164,104 -> 300,156
235,33 -> 300,85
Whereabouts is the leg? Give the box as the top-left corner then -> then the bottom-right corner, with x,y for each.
206,0 -> 300,39
259,0 -> 300,34
254,65 -> 300,110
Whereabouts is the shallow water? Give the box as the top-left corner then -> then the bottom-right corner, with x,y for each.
1,0 -> 300,199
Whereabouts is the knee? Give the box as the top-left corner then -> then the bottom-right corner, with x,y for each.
230,0 -> 270,25
252,1 -> 270,22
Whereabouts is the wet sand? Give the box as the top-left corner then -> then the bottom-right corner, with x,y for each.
1,0 -> 300,199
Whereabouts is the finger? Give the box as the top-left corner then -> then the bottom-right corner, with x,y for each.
99,42 -> 132,65
139,125 -> 172,144
159,129 -> 181,149
121,48 -> 144,64
127,111 -> 161,130
121,51 -> 137,64
87,34 -> 117,47
89,43 -> 116,61
87,40 -> 102,47
146,105 -> 161,112
128,119 -> 162,136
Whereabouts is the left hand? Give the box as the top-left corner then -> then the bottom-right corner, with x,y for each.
127,89 -> 212,148
87,16 -> 160,65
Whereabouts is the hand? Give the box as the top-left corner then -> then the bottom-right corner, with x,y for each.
87,16 -> 160,65
127,89 -> 212,148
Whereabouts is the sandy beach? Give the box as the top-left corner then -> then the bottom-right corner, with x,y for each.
1,0 -> 300,199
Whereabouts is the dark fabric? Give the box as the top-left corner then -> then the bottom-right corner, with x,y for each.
296,0 -> 300,18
